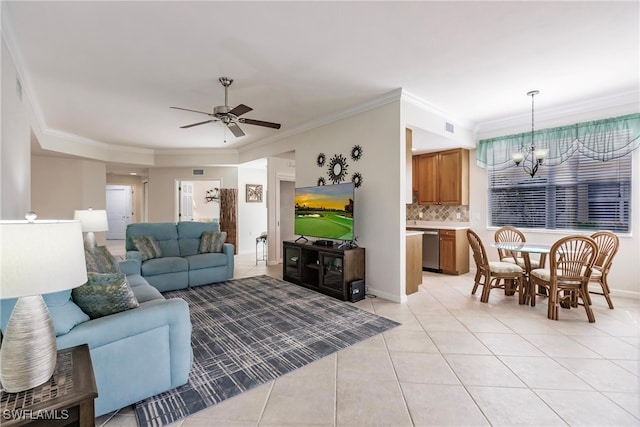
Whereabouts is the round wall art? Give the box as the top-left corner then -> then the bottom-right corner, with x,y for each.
327,154 -> 348,184
352,172 -> 363,188
351,145 -> 363,161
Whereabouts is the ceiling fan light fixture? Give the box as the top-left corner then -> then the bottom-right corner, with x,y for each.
170,77 -> 281,138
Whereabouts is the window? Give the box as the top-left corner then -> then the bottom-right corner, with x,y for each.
488,152 -> 631,232
479,113 -> 639,233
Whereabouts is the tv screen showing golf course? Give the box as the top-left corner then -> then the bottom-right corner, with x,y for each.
294,182 -> 355,240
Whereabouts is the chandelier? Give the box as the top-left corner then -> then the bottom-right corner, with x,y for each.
512,90 -> 548,177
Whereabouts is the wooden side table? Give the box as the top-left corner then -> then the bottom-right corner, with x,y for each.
1,344 -> 98,427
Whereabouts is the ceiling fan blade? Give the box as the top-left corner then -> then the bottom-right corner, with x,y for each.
180,120 -> 215,129
170,106 -> 213,116
227,122 -> 245,137
228,104 -> 253,117
239,118 -> 281,129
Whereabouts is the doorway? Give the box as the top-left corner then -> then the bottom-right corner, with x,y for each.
176,179 -> 222,222
106,185 -> 133,239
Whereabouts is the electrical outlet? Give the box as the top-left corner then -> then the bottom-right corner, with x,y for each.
456,212 -> 461,220
418,211 -> 424,219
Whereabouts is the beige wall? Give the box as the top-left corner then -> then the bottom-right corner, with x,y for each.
106,174 -> 145,224
31,155 -> 106,218
147,167 -> 238,222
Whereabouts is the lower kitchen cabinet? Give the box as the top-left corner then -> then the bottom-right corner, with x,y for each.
439,229 -> 469,275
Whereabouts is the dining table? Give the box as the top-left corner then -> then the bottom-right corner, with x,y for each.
491,241 -> 552,305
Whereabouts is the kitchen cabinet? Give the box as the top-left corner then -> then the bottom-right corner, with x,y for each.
415,148 -> 469,205
439,229 -> 469,275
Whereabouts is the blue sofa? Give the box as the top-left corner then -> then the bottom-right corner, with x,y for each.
125,221 -> 234,291
0,258 -> 193,417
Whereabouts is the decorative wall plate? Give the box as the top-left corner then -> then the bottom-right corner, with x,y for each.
352,172 -> 363,188
327,154 -> 348,184
351,145 -> 363,161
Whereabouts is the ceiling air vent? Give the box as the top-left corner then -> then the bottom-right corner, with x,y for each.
192,169 -> 205,176
445,122 -> 454,133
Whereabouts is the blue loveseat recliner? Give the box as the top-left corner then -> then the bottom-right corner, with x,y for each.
125,221 -> 234,292
0,258 -> 193,417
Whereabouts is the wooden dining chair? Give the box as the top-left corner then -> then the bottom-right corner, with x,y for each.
587,231 -> 619,309
494,226 -> 540,272
467,229 -> 525,304
529,235 -> 598,322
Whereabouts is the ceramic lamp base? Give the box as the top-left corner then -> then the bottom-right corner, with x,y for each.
0,295 -> 57,392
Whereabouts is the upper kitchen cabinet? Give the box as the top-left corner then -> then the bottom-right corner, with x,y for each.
416,148 -> 469,205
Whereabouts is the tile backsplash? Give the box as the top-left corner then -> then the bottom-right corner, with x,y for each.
406,203 -> 469,222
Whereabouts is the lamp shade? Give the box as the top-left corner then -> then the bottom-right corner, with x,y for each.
73,209 -> 109,232
0,220 -> 88,299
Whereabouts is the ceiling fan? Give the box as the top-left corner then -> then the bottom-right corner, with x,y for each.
170,77 -> 281,138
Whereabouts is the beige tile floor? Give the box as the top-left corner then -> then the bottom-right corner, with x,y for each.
100,242 -> 640,426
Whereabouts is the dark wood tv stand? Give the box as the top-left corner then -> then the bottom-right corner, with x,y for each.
282,240 -> 365,301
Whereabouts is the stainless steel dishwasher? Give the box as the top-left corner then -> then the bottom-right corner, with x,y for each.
422,229 -> 440,272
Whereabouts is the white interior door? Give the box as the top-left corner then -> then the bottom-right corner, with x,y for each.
106,185 -> 133,239
180,182 -> 194,221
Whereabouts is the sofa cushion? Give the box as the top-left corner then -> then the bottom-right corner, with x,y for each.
72,273 -> 140,319
186,252 -> 229,270
131,236 -> 162,261
127,223 -> 180,257
141,257 -> 189,276
199,231 -> 227,253
177,221 -> 220,256
129,281 -> 165,303
0,290 -> 90,337
85,246 -> 120,273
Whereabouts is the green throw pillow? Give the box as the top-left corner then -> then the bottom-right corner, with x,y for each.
131,235 -> 162,261
84,246 -> 119,273
199,231 -> 227,253
72,272 -> 139,319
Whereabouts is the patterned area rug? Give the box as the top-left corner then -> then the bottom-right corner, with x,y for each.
133,275 -> 399,427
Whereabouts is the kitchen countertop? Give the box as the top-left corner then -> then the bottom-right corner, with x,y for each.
406,221 -> 471,230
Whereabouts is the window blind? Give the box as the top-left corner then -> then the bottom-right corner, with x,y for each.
487,131 -> 633,233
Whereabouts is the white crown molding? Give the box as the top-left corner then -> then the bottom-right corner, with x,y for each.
1,5 -> 48,129
239,88 -> 404,153
400,90 -> 475,130
155,147 -> 238,156
475,90 -> 640,134
44,128 -> 154,155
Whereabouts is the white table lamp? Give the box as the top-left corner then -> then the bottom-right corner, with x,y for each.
0,214 -> 88,392
74,208 -> 109,249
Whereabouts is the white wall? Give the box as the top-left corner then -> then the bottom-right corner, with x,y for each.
1,36 -> 30,219
266,101 -> 405,302
237,166 -> 267,254
472,105 -> 640,298
266,156 -> 296,263
190,179 -> 221,222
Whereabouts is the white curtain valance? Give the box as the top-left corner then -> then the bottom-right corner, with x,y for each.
477,113 -> 640,170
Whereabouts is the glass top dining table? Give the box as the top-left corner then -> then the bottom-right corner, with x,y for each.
491,241 -> 552,306
491,241 -> 552,271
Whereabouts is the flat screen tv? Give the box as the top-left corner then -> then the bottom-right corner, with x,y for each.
294,182 -> 355,241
